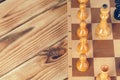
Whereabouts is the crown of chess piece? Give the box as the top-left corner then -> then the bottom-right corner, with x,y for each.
114,0 -> 120,20
76,54 -> 89,72
96,65 -> 111,80
77,37 -> 89,53
77,21 -> 88,38
95,4 -> 111,38
78,0 -> 88,4
77,3 -> 88,21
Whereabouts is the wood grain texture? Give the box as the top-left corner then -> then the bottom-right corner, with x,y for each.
0,0 -> 67,80
0,0 -> 66,36
0,48 -> 67,80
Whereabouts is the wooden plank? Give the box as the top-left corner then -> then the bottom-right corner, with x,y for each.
0,1 -> 67,52
0,3 -> 67,78
0,0 -> 66,36
0,39 -> 67,80
32,53 -> 67,80
0,50 -> 67,80
0,56 -> 48,80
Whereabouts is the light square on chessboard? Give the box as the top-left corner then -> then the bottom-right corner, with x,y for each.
71,24 -> 92,40
90,0 -> 110,8
94,58 -> 116,76
110,8 -> 120,23
117,76 -> 120,80
91,8 -> 111,23
92,23 -> 113,40
71,0 -> 90,8
114,40 -> 120,57
69,77 -> 94,80
71,8 -> 91,24
71,40 -> 93,58
93,40 -> 114,57
112,23 -> 120,39
72,58 -> 94,76
115,58 -> 120,76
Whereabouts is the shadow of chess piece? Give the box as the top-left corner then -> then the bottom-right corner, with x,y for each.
76,54 -> 89,72
77,3 -> 88,21
95,4 -> 111,38
77,21 -> 88,38
114,0 -> 120,20
96,65 -> 111,80
77,37 -> 89,53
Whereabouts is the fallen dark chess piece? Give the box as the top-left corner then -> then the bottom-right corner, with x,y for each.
0,0 -> 5,3
114,0 -> 120,20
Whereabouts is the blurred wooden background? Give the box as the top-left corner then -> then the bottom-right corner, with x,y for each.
0,0 -> 67,80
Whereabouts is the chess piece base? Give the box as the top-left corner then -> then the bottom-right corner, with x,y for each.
77,21 -> 88,38
95,24 -> 111,38
77,38 -> 89,53
96,65 -> 111,80
96,74 -> 111,80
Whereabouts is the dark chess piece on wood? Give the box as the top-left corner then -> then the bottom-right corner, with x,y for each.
0,0 -> 5,3
114,0 -> 120,20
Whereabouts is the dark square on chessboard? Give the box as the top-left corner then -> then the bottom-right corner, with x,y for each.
71,0 -> 90,8
93,40 -> 114,57
72,58 -> 94,76
112,23 -> 120,39
72,24 -> 92,40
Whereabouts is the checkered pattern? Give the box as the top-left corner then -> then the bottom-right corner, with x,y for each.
68,0 -> 120,80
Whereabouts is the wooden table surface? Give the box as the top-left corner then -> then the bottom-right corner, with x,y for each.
0,0 -> 67,80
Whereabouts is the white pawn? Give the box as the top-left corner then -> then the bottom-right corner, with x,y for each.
77,21 -> 88,38
76,54 -> 89,72
77,37 -> 89,53
96,65 -> 111,80
77,3 -> 88,21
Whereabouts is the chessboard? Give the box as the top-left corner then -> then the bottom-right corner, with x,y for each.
68,0 -> 120,80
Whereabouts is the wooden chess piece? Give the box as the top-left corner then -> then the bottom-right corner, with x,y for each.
114,0 -> 120,20
78,0 -> 88,4
76,54 -> 89,72
95,4 -> 111,38
77,21 -> 88,38
77,3 -> 88,21
96,65 -> 111,80
77,37 -> 89,53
